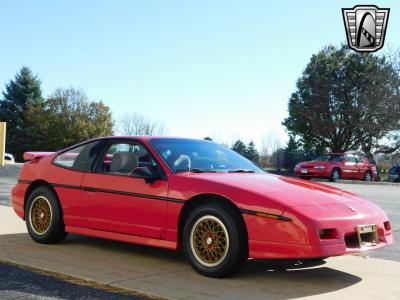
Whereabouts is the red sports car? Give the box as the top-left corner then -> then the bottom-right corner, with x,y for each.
294,153 -> 378,182
12,137 -> 392,277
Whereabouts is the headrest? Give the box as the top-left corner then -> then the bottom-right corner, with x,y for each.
110,152 -> 138,174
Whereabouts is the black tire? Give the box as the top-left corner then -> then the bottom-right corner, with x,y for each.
330,168 -> 340,182
183,203 -> 247,278
25,186 -> 67,244
364,171 -> 372,182
300,176 -> 310,180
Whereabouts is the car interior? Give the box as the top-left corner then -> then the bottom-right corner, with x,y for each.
98,143 -> 156,176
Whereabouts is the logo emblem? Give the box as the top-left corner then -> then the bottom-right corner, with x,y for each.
342,5 -> 390,52
347,205 -> 357,213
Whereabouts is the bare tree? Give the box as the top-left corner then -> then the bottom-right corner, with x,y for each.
260,130 -> 284,169
261,130 -> 283,156
118,112 -> 166,136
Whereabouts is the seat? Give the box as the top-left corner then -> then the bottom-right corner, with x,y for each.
109,152 -> 138,175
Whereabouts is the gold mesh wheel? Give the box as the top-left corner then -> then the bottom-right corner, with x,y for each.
29,196 -> 53,236
190,215 -> 229,267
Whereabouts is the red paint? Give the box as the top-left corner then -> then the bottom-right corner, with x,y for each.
294,153 -> 378,180
12,137 -> 393,259
23,152 -> 56,161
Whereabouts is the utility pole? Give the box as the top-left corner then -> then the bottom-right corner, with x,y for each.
0,122 -> 6,166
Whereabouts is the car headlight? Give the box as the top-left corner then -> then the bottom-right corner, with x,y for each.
314,165 -> 326,169
295,163 -> 301,168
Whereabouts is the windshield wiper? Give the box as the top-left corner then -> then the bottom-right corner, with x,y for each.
228,169 -> 256,173
191,168 -> 216,173
175,168 -> 216,173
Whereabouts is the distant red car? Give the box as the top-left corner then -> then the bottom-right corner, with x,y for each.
294,153 -> 378,182
12,138 -> 392,277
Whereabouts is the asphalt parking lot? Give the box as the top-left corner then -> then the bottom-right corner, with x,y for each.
1,164 -> 399,299
0,261 -> 143,300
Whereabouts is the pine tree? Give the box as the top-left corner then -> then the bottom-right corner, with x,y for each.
0,67 -> 44,160
231,140 -> 247,157
245,141 -> 259,163
283,136 -> 300,172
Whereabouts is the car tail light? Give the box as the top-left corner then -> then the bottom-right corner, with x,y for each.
384,221 -> 391,231
319,228 -> 338,239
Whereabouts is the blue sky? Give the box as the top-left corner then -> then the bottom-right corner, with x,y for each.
1,1 -> 399,149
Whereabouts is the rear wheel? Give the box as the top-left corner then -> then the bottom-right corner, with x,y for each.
183,203 -> 247,277
364,171 -> 372,182
25,186 -> 67,244
330,168 -> 340,182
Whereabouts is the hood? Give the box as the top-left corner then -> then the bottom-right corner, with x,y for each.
180,172 -> 363,207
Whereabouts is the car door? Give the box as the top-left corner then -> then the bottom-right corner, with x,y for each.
81,140 -> 168,239
356,157 -> 369,179
51,140 -> 105,228
342,155 -> 358,179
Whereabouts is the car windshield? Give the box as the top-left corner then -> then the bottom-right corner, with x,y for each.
314,155 -> 344,162
150,138 -> 265,173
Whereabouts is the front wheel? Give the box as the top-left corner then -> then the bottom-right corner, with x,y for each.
25,186 -> 67,244
364,171 -> 372,182
183,203 -> 247,277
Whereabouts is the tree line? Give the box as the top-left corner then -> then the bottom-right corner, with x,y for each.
283,45 -> 400,163
0,67 -> 166,161
2,44 -> 399,167
0,67 -> 114,161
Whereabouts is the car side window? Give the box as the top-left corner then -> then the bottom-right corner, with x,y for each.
53,141 -> 103,172
96,142 -> 156,176
333,156 -> 344,162
345,156 -> 357,163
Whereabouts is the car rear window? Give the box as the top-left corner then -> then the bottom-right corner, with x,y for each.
53,140 -> 104,172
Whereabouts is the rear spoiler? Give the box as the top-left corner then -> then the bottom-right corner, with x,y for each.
23,152 -> 56,161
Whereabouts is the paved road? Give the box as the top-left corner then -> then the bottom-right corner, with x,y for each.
0,262 -> 143,300
0,164 -> 20,206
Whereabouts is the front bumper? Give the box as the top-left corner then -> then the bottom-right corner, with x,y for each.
244,202 -> 393,259
248,236 -> 392,259
294,167 -> 331,178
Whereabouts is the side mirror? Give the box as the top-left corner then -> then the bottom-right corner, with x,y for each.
131,166 -> 160,183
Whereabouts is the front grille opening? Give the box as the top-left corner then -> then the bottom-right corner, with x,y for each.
345,233 -> 359,248
345,227 -> 379,248
359,232 -> 378,246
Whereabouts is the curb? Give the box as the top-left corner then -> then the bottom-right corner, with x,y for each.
311,178 -> 400,186
336,180 -> 400,186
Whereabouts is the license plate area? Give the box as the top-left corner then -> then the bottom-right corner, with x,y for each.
301,168 -> 307,174
356,224 -> 379,247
